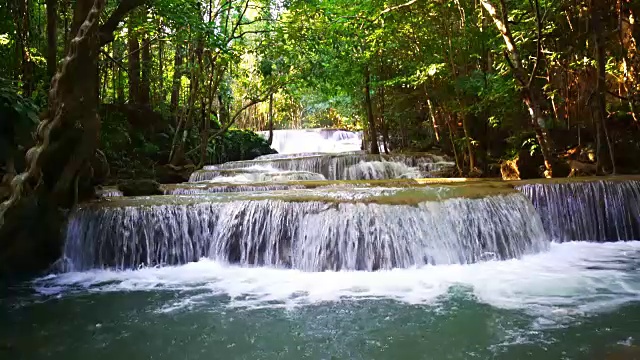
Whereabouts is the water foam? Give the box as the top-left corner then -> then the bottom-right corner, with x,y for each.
36,242 -> 640,326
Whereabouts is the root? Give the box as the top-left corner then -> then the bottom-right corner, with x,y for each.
0,0 -> 105,225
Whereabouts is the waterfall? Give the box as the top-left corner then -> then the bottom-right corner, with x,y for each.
97,188 -> 123,197
343,161 -> 421,180
189,167 -> 326,183
164,184 -> 307,195
258,129 -> 363,154
516,180 -> 640,242
196,153 -> 454,181
62,192 -> 548,271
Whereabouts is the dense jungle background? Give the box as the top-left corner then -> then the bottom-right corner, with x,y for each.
0,0 -> 639,191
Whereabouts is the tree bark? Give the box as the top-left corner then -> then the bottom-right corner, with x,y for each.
140,35 -> 151,106
46,0 -> 58,80
0,0 -> 145,276
364,66 -> 380,154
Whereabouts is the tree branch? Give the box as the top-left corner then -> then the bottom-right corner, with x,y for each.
527,0 -> 543,88
208,93 -> 273,141
380,0 -> 417,16
98,0 -> 148,46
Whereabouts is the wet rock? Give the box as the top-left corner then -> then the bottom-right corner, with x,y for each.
117,179 -> 163,196
155,164 -> 195,184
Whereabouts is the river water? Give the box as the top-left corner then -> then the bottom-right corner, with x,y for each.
2,129 -> 640,360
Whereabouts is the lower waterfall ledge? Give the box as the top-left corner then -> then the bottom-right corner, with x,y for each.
62,191 -> 548,272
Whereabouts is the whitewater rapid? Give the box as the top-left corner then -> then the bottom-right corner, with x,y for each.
36,242 -> 640,327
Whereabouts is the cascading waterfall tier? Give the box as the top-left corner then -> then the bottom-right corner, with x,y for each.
516,179 -> 640,242
62,188 -> 549,272
258,129 -> 363,154
164,184 -> 308,195
193,153 -> 454,182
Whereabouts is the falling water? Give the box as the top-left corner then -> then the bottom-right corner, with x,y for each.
259,129 -> 363,154
516,179 -> 640,241
342,161 -> 421,180
196,153 -> 454,181
164,184 -> 308,195
62,191 -> 548,272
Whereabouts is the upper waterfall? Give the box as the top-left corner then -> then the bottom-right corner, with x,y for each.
258,129 -> 363,154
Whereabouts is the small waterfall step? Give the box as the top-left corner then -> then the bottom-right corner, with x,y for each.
194,152 -> 455,181
64,184 -> 547,272
516,177 -> 640,242
258,129 -> 364,154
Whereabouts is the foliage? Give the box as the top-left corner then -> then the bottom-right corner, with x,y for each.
2,0 -> 640,178
0,78 -> 39,152
208,129 -> 275,164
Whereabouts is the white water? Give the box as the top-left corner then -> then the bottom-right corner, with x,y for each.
260,129 -> 363,154
37,241 -> 640,326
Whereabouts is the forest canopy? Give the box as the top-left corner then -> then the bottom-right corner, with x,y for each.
0,0 -> 639,182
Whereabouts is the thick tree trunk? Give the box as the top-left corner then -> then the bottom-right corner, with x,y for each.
0,0 -> 105,277
127,17 -> 141,104
46,0 -> 57,80
364,67 -> 380,154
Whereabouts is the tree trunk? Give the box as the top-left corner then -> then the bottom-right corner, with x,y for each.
267,93 -> 274,145
0,0 -> 105,276
379,86 -> 390,154
461,113 -> 476,171
170,43 -> 183,121
114,40 -> 125,103
13,0 -> 33,96
46,0 -> 58,80
364,66 -> 380,154
169,40 -> 203,166
591,0 -> 616,174
127,17 -> 140,104
481,0 -> 557,176
140,35 -> 151,106
158,19 -> 165,104
446,113 -> 463,175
